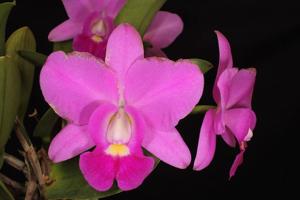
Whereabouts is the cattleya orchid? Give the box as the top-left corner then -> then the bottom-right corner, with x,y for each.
41,24 -> 204,191
193,31 -> 257,178
48,0 -> 183,58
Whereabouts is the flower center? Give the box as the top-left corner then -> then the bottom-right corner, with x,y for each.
105,109 -> 131,157
91,20 -> 107,43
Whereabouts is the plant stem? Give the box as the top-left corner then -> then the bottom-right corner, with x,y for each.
191,105 -> 216,114
3,153 -> 28,174
0,173 -> 25,193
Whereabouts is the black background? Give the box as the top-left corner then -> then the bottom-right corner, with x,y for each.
2,0 -> 298,199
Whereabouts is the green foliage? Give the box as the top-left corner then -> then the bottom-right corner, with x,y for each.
189,58 -> 213,74
53,40 -> 72,53
6,27 -> 36,121
18,50 -> 47,67
0,180 -> 14,200
115,0 -> 167,36
0,56 -> 21,150
0,1 -> 15,55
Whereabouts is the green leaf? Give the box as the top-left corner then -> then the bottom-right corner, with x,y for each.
0,56 -> 21,150
115,0 -> 166,36
0,1 -> 15,56
0,180 -> 14,200
53,40 -> 72,53
33,108 -> 59,144
191,105 -> 216,114
189,58 -> 213,74
46,158 -> 121,200
6,27 -> 36,121
18,50 -> 47,67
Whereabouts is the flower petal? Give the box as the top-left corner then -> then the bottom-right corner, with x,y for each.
117,155 -> 154,191
224,108 -> 256,143
226,68 -> 257,109
144,11 -> 183,48
229,150 -> 245,178
194,109 -> 216,171
217,68 -> 238,110
40,51 -> 118,125
48,20 -> 82,42
221,128 -> 236,147
145,47 -> 167,57
79,147 -> 116,191
62,0 -> 93,21
88,103 -> 118,148
102,0 -> 127,18
142,127 -> 191,169
105,24 -> 144,81
213,31 -> 233,103
48,124 -> 94,163
125,58 -> 204,129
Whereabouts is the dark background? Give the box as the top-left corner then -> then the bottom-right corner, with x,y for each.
3,0 -> 298,199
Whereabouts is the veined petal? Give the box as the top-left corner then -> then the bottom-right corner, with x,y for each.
226,68 -> 257,109
144,11 -> 183,48
125,58 -> 204,129
142,127 -> 191,169
79,147 -> 116,191
213,31 -> 234,103
48,20 -> 82,42
40,51 -> 118,125
117,155 -> 154,191
48,124 -> 94,163
194,109 -> 216,171
62,0 -> 93,21
229,150 -> 245,178
105,24 -> 144,81
224,108 -> 256,143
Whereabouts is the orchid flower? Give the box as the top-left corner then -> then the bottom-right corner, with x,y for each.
41,24 -> 204,191
193,31 -> 257,178
48,0 -> 183,58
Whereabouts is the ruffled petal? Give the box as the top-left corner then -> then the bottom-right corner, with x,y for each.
229,150 -> 245,178
142,127 -> 191,169
40,51 -> 118,125
105,24 -> 144,81
125,58 -> 203,129
144,11 -> 183,48
213,31 -> 234,103
194,109 -> 217,171
117,155 -> 154,191
48,124 -> 94,163
48,20 -> 82,42
224,108 -> 256,143
79,147 -> 116,191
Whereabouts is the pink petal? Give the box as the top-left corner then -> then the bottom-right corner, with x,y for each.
229,150 -> 245,178
117,155 -> 154,191
213,31 -> 233,103
40,51 -> 118,125
62,0 -> 93,21
217,68 -> 238,110
144,47 -> 167,57
103,0 -> 127,18
221,128 -> 236,147
193,109 -> 216,171
88,103 -> 118,148
142,127 -> 191,169
105,24 -> 144,81
125,58 -> 204,129
48,20 -> 82,42
144,11 -> 183,48
226,68 -> 257,109
48,124 -> 94,163
224,108 -> 256,143
79,147 -> 116,191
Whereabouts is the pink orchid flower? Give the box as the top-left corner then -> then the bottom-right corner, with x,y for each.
48,0 -> 183,58
41,24 -> 204,191
193,31 -> 257,178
